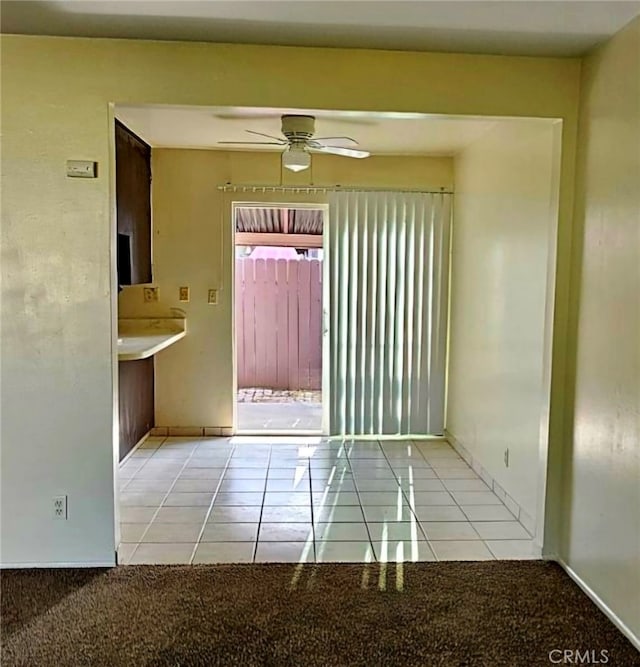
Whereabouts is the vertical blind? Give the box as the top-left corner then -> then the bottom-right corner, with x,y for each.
328,191 -> 452,436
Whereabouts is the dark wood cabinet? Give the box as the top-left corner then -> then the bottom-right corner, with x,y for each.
118,359 -> 154,461
115,120 -> 152,285
116,120 -> 154,461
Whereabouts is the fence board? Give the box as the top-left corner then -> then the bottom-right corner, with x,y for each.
287,261 -> 300,390
298,260 -> 311,389
254,259 -> 268,387
237,256 -> 322,390
275,259 -> 289,389
243,259 -> 257,385
265,259 -> 278,388
310,260 -> 323,389
235,260 -> 245,386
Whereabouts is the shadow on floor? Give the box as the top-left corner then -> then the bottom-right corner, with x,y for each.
0,567 -> 106,638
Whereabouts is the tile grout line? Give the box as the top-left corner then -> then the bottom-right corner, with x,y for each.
426,443 -> 497,558
310,440 -> 357,563
413,442 -> 454,560
124,437 -> 532,565
424,451 -> 536,557
186,439 -> 235,564
307,454 -> 316,563
344,439 -> 378,562
377,439 -> 437,561
406,440 -> 440,562
251,444 -> 273,563
383,439 -> 506,561
119,436 -> 167,492
123,437 -> 203,564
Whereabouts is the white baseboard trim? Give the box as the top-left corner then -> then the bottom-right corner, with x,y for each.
1,560 -> 116,569
149,430 -> 447,441
557,558 -> 640,651
327,434 -> 446,441
445,429 -> 537,538
149,426 -> 234,437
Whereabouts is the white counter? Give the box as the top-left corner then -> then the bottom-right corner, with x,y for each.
117,317 -> 186,361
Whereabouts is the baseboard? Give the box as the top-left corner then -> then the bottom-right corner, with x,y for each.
237,430 -> 323,437
1,560 -> 116,569
148,429 -> 446,440
445,430 -> 536,539
330,434 -> 446,441
557,558 -> 640,652
150,426 -> 234,437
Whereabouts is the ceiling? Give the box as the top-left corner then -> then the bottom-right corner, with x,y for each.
3,1 -> 640,57
115,105 -> 505,155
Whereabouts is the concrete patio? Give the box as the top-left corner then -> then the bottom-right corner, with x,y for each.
237,388 -> 322,432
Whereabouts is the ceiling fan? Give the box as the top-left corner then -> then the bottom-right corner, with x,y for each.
218,114 -> 370,172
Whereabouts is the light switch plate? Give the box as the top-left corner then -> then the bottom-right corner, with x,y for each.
66,160 -> 97,178
179,286 -> 190,302
208,288 -> 218,305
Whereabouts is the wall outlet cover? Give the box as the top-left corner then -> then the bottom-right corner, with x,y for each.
53,495 -> 68,520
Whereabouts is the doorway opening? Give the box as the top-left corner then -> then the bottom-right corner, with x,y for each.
109,103 -> 562,565
233,204 -> 326,434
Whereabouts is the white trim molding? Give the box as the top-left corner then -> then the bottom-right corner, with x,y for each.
149,426 -> 234,437
1,560 -> 116,569
445,430 -> 537,539
558,559 -> 640,652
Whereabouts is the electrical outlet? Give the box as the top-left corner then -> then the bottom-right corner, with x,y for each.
208,288 -> 218,305
143,287 -> 158,303
504,448 -> 510,468
53,495 -> 68,520
179,286 -> 190,302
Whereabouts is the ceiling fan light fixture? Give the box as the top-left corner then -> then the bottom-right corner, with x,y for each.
282,146 -> 311,172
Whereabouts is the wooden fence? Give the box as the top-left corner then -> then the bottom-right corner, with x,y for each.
235,257 -> 322,390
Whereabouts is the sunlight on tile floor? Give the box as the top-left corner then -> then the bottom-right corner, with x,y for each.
118,436 -> 539,564
236,403 -> 323,431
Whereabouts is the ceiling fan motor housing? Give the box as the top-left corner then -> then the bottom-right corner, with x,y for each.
281,115 -> 315,142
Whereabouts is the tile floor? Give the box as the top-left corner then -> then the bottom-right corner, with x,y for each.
118,436 -> 540,564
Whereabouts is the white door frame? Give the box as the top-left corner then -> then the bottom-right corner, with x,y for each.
229,199 -> 330,435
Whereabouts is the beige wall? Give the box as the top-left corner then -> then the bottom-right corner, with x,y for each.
561,17 -> 640,643
0,34 -> 580,566
119,150 -> 453,427
447,119 -> 560,534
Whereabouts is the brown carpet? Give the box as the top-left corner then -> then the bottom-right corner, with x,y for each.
1,562 -> 638,666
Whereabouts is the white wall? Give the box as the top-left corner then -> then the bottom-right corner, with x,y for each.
118,149 -> 453,429
560,17 -> 640,644
0,35 -> 580,566
447,119 -> 560,534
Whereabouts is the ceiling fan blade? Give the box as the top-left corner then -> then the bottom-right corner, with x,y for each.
246,130 -> 287,143
217,141 -> 284,145
311,136 -> 359,145
312,145 -> 370,158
